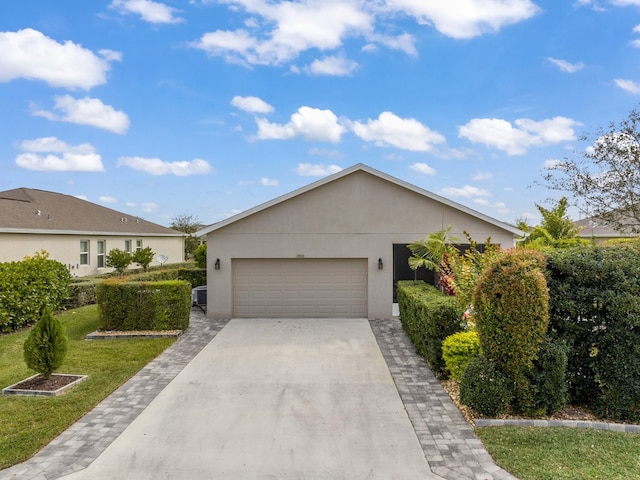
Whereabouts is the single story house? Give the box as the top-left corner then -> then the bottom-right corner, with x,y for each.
197,164 -> 522,319
0,188 -> 185,276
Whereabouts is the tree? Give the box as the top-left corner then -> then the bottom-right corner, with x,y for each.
408,226 -> 459,272
542,106 -> 640,233
105,248 -> 133,275
133,247 -> 155,271
170,213 -> 202,259
521,197 -> 584,248
23,306 -> 68,378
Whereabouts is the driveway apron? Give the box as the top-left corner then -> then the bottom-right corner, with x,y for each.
61,318 -> 441,480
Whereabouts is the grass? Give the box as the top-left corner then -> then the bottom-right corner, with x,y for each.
477,426 -> 640,480
0,305 -> 175,469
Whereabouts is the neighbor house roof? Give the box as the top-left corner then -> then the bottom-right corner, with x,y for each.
0,188 -> 182,237
575,215 -> 638,239
197,163 -> 523,237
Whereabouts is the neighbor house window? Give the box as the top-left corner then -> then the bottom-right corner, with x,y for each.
97,240 -> 106,268
124,240 -> 132,253
136,239 -> 143,252
80,240 -> 89,265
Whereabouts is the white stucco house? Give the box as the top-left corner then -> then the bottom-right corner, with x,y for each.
0,188 -> 185,276
197,164 -> 521,320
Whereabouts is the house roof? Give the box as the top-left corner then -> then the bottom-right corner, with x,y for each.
0,188 -> 183,237
575,215 -> 638,238
197,163 -> 523,237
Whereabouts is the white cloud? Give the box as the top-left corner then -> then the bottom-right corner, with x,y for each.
256,106 -> 345,143
126,201 -> 137,207
295,163 -> 343,176
458,116 -> 579,155
304,55 -> 358,76
441,185 -> 491,198
611,0 -> 640,6
547,57 -> 584,73
99,49 -> 123,62
191,1 -> 539,67
15,136 -> 105,172
471,171 -> 493,181
109,0 -> 184,24
473,198 -> 509,214
0,28 -> 116,90
99,196 -> 117,203
141,202 -> 158,212
191,1 -> 372,66
351,111 -> 445,151
409,162 -> 437,176
231,95 -> 274,113
117,156 -> 213,176
74,195 -> 89,201
32,95 -> 130,134
387,0 -> 540,39
260,177 -> 279,186
614,78 -> 640,94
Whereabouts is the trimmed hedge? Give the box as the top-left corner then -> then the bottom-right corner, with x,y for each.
64,278 -> 101,309
397,280 -> 465,377
547,244 -> 640,422
0,252 -> 71,332
96,280 -> 191,331
63,267 -> 206,309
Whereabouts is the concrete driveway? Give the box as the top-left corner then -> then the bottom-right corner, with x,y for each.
61,318 -> 441,480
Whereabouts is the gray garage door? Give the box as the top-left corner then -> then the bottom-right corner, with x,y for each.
233,258 -> 368,317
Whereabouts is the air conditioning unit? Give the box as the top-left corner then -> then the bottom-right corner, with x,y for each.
191,286 -> 207,312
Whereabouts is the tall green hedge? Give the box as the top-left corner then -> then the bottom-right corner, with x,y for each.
96,280 -> 191,331
547,244 -> 640,422
397,281 -> 465,377
0,251 -> 71,332
472,249 -> 550,414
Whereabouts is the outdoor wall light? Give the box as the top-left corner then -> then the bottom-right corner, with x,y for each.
378,258 -> 384,270
214,258 -> 221,270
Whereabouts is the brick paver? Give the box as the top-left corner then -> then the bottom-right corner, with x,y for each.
369,318 -> 518,480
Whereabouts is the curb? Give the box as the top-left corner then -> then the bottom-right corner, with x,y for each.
475,418 -> 640,433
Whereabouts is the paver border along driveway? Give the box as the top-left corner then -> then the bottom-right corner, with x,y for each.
0,310 -> 516,480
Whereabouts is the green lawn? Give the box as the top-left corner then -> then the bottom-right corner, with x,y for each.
0,305 -> 175,469
477,426 -> 640,480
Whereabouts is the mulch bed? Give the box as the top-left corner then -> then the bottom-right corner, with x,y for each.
3,373 -> 87,396
12,374 -> 82,391
86,329 -> 182,340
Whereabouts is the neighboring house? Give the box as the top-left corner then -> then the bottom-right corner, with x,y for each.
0,188 -> 185,276
197,164 -> 522,320
575,215 -> 639,243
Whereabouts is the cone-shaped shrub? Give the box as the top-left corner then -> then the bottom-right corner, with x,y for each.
23,306 -> 68,378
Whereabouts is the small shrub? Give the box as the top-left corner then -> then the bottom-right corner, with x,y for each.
460,356 -> 512,417
0,251 -> 71,332
132,247 -> 155,271
105,248 -> 133,274
442,330 -> 480,381
194,244 -> 207,269
23,307 -> 68,378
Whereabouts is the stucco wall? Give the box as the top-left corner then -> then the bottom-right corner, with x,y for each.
205,171 -> 517,319
0,233 -> 184,276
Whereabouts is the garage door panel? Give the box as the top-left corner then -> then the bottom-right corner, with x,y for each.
233,259 -> 367,318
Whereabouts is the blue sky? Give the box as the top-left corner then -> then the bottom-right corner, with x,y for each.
1,0 -> 639,228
